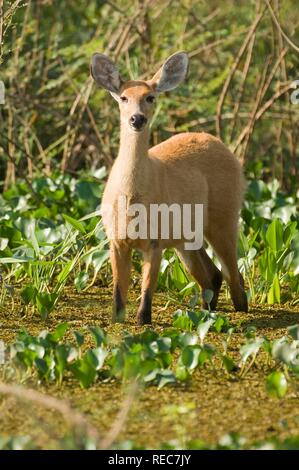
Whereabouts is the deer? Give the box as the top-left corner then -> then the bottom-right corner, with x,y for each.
90,51 -> 248,325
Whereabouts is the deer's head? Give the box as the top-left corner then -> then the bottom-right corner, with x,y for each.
91,52 -> 188,133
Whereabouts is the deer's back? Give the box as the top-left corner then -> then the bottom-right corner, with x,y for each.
149,132 -> 244,204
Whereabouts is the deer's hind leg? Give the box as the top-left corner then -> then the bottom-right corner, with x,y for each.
177,247 -> 222,310
206,226 -> 248,313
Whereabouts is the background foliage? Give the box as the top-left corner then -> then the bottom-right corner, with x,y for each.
0,0 -> 298,187
0,0 -> 299,451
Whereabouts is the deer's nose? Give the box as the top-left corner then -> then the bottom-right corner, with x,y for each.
129,114 -> 147,130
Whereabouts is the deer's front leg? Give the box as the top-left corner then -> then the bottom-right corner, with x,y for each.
137,247 -> 162,325
110,242 -> 132,323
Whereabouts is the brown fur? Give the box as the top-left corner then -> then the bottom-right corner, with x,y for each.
91,52 -> 248,324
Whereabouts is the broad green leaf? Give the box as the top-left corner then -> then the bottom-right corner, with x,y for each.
173,310 -> 193,331
177,332 -> 198,347
240,338 -> 264,364
70,359 -> 97,389
266,371 -> 288,398
74,271 -> 89,291
89,326 -> 107,347
266,219 -> 283,252
85,347 -> 107,370
175,365 -> 190,381
28,220 -> 40,258
36,293 -> 59,320
203,289 -> 214,307
283,222 -> 297,247
287,325 -> 299,341
197,319 -> 214,344
156,370 -> 176,389
34,358 -> 49,377
49,323 -> 69,342
181,346 -> 201,370
267,275 -> 280,304
73,331 -> 84,347
21,285 -> 37,305
272,341 -> 296,365
222,355 -> 236,373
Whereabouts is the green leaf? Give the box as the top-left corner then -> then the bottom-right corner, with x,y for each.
177,332 -> 198,347
74,271 -> 89,291
203,289 -> 214,307
85,347 -> 107,370
197,319 -> 214,343
240,338 -> 264,364
266,371 -> 288,398
35,293 -> 59,320
222,355 -> 236,373
266,219 -> 283,252
267,275 -> 280,304
56,260 -> 73,285
55,344 -> 69,382
90,250 -> 110,273
283,222 -> 297,247
73,331 -> 84,347
175,365 -> 190,381
287,325 -> 299,341
179,281 -> 196,298
34,358 -> 49,377
21,285 -> 37,305
70,358 -> 97,388
181,346 -> 201,370
28,220 -> 40,258
272,339 -> 296,365
28,343 -> 45,358
0,257 -> 33,263
173,310 -> 193,331
89,326 -> 107,347
63,214 -> 86,234
48,323 -> 69,342
214,317 -> 225,333
156,370 -> 176,389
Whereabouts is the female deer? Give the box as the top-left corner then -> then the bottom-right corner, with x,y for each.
91,51 -> 248,325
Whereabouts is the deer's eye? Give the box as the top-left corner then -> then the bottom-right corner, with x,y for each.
146,95 -> 155,103
120,96 -> 128,102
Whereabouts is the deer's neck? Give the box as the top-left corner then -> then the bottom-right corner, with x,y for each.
116,125 -> 150,195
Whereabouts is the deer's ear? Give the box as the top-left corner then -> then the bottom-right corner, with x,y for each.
91,53 -> 122,94
149,52 -> 188,93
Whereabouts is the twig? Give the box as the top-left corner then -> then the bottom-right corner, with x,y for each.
232,82 -> 294,153
0,382 -> 100,445
216,9 -> 266,139
60,77 -> 94,172
265,0 -> 299,53
58,58 -> 114,169
232,47 -> 289,154
229,34 -> 256,140
0,0 -> 3,61
240,57 -> 271,162
99,381 -> 139,450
